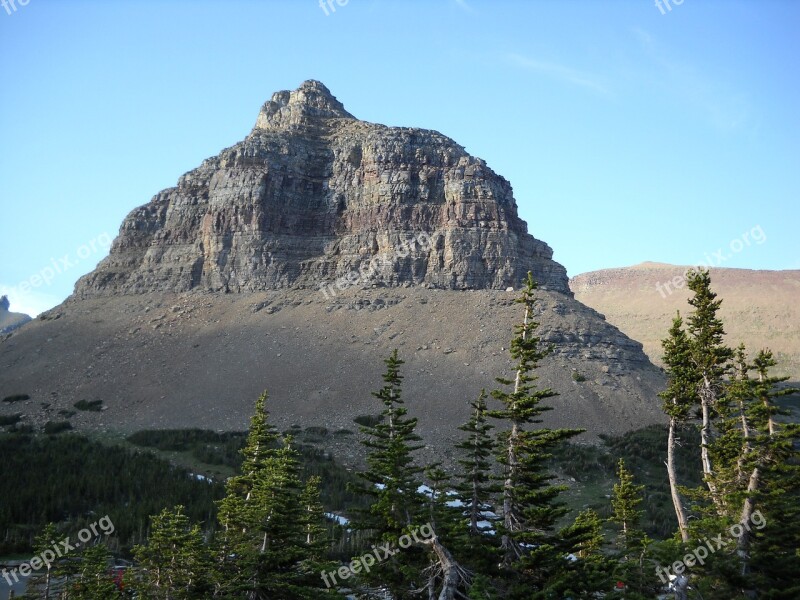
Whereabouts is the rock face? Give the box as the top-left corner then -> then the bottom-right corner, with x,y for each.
0,296 -> 31,335
75,80 -> 569,297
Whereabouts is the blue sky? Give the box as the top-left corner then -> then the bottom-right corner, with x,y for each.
1,0 -> 798,316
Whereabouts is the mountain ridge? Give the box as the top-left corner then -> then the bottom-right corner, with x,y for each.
571,263 -> 800,379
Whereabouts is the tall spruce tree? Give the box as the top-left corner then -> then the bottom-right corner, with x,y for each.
659,312 -> 696,542
686,269 -> 733,511
742,349 -> 800,597
487,272 -> 583,597
453,391 -> 500,574
215,392 -> 333,599
354,350 -> 469,600
352,350 -> 428,598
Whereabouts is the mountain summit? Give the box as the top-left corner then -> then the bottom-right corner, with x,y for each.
76,81 -> 569,297
254,80 -> 355,129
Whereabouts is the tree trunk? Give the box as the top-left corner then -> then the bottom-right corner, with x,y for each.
501,303 -> 528,563
666,415 -> 690,542
737,466 -> 760,576
423,536 -> 466,600
700,376 -> 723,511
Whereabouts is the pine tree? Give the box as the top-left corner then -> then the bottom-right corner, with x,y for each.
658,312 -> 696,542
131,505 -> 210,599
22,523 -> 61,599
353,350 -> 468,600
742,349 -> 800,597
454,391 -> 497,537
487,272 -> 584,596
215,392 -> 333,599
685,269 -> 733,511
609,459 -> 657,598
453,391 -> 500,574
357,349 -> 425,535
553,509 -> 612,598
64,544 -> 121,600
351,350 -> 428,598
300,476 -> 328,559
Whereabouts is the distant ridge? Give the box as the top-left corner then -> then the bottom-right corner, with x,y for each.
571,263 -> 800,379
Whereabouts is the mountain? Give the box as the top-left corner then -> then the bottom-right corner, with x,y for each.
0,81 -> 666,457
571,262 -> 800,380
75,80 -> 568,297
0,296 -> 31,335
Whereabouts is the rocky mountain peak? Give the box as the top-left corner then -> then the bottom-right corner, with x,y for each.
254,79 -> 354,131
75,81 -> 571,297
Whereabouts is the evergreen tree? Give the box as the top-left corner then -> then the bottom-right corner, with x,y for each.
685,269 -> 733,511
64,544 -> 121,600
487,272 -> 584,597
21,523 -> 61,600
353,350 -> 468,600
658,312 -> 696,542
609,459 -> 657,598
357,350 -> 425,535
743,350 -> 800,598
453,391 -> 500,574
215,392 -> 333,599
351,350 -> 428,598
552,509 -> 613,598
131,505 -> 210,599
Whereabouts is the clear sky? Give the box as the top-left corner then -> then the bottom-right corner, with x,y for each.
1,0 -> 798,316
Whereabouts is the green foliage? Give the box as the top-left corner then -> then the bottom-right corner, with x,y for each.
130,505 -> 211,599
0,413 -> 22,426
214,392 -> 335,599
62,544 -> 122,600
0,432 -> 223,555
73,399 -> 104,412
350,350 -> 431,598
43,420 -> 73,434
571,370 -> 587,382
452,390 -> 501,572
487,272 -> 584,593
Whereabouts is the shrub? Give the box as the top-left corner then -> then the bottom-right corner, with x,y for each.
74,399 -> 103,412
305,426 -> 329,436
43,421 -> 73,435
572,371 -> 587,382
0,414 -> 22,426
2,394 -> 30,403
58,410 -> 77,418
353,414 -> 383,427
